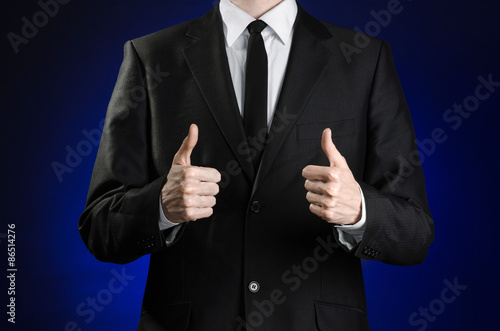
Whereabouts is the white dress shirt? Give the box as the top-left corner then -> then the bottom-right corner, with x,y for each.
159,0 -> 366,249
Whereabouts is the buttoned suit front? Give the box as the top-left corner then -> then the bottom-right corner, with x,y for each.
79,3 -> 434,330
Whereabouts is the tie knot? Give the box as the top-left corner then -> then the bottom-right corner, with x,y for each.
247,20 -> 267,34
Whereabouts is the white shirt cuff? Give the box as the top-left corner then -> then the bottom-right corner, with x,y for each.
159,196 -> 182,245
334,184 -> 367,250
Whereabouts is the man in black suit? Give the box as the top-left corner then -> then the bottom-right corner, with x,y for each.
79,0 -> 434,330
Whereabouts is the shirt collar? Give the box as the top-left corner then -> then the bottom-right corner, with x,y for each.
219,0 -> 298,47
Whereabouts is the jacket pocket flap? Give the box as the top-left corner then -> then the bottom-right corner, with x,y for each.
315,301 -> 370,331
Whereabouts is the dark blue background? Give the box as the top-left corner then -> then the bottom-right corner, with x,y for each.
2,0 -> 499,330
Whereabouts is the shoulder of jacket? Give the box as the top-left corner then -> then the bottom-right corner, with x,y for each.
129,17 -> 199,50
318,20 -> 386,47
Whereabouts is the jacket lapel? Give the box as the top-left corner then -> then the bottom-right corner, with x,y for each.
183,7 -> 255,181
254,6 -> 337,191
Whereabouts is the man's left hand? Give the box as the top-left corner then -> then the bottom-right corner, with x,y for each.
302,128 -> 362,225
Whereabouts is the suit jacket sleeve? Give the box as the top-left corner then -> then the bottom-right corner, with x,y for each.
78,41 -> 178,264
333,42 -> 434,266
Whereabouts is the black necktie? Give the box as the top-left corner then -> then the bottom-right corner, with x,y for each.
244,20 -> 268,172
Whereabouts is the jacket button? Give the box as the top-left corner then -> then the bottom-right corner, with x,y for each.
248,281 -> 260,293
250,201 -> 261,213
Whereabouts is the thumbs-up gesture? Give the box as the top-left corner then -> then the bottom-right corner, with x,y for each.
302,128 -> 362,225
161,124 -> 221,223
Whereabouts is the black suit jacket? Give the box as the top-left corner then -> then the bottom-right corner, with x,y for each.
79,4 -> 434,331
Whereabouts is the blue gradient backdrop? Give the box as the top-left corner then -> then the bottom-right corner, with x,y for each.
2,0 -> 499,330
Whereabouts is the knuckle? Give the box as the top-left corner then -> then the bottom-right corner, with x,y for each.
183,167 -> 197,179
182,193 -> 193,205
326,199 -> 336,209
323,210 -> 335,221
184,196 -> 195,207
322,198 -> 333,209
181,183 -> 195,195
324,185 -> 333,196
325,185 -> 339,197
326,169 -> 340,181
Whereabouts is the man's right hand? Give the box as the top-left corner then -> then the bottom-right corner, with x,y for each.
161,124 -> 221,223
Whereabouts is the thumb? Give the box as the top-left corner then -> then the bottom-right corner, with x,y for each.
173,124 -> 198,166
321,128 -> 348,168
